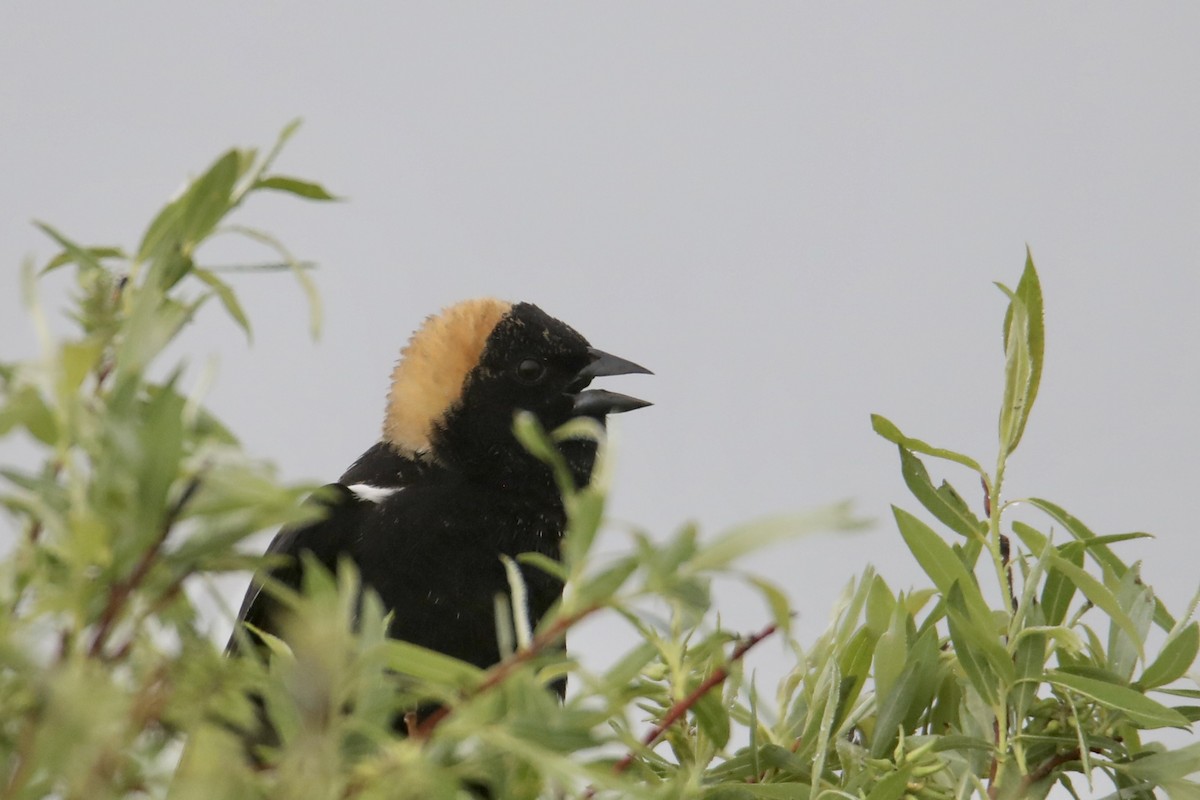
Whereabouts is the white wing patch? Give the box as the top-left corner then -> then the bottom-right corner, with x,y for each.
347,483 -> 400,504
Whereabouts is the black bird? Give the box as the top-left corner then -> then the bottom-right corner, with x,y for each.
229,298 -> 650,716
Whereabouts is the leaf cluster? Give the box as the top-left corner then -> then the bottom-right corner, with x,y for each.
0,134 -> 1195,800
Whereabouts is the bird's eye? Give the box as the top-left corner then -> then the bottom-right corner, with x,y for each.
514,358 -> 547,385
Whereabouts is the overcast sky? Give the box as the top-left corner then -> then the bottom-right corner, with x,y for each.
2,2 -> 1198,755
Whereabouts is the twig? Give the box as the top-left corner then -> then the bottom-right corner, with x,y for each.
412,603 -> 603,738
611,622 -> 779,776
87,476 -> 202,658
106,569 -> 195,661
1019,747 -> 1105,793
986,718 -> 1000,800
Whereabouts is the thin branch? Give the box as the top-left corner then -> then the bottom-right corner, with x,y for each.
1020,747 -> 1106,793
106,569 -> 195,662
611,621 -> 779,776
87,476 -> 202,658
986,718 -> 1001,800
412,603 -> 603,738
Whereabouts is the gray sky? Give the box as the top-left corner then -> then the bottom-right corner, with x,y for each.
2,1 -> 1198,743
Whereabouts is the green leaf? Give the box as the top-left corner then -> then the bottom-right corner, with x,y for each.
35,222 -> 119,274
1108,569 -> 1155,681
997,251 -> 1044,455
686,502 -> 865,573
376,638 -> 484,689
574,556 -> 638,606
947,583 -> 1014,706
837,627 -> 877,715
0,385 -> 58,444
1041,542 -> 1083,627
1046,670 -> 1190,729
112,285 -> 195,380
869,648 -> 924,757
1047,554 -> 1145,662
1028,497 -> 1175,631
516,551 -> 569,583
892,506 -> 991,627
254,175 -> 339,201
1117,741 -> 1200,783
873,599 -> 909,702
1010,630 -> 1048,720
1139,623 -> 1199,690
746,575 -> 794,638
130,371 -> 186,539
996,284 -> 1032,456
870,414 -> 985,474
179,150 -> 243,245
897,447 -> 986,539
865,767 -> 915,800
692,682 -> 731,750
223,224 -> 323,338
193,268 -> 252,340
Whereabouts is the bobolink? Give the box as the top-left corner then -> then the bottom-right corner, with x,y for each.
229,298 -> 649,700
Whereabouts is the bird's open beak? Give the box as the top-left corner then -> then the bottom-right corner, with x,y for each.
571,347 -> 652,417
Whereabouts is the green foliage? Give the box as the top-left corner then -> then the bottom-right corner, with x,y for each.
1,132 -> 1196,799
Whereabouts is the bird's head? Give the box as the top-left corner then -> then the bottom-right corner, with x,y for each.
383,298 -> 650,485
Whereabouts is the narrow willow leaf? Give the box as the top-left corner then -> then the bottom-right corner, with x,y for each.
807,659 -> 840,800
574,556 -> 638,606
179,150 -> 242,244
1118,741 -> 1200,783
0,385 -> 58,444
1138,622 -> 1199,690
516,551 -> 569,583
1109,570 -> 1155,681
869,651 -> 922,757
686,502 -> 864,573
1047,554 -> 1144,661
692,683 -> 731,750
996,285 -> 1033,456
898,447 -> 985,539
997,251 -> 1045,455
947,584 -> 1013,705
865,573 -> 896,635
892,507 -> 991,627
193,267 -> 252,340
1047,671 -> 1190,729
873,600 -> 909,703
377,639 -> 484,689
746,575 -> 794,638
254,175 -> 339,201
513,412 -> 573,501
1010,630 -> 1048,720
870,414 -> 985,473
1029,497 -> 1175,631
1041,542 -> 1083,627
41,245 -> 126,275
837,627 -> 877,717
864,766 -> 914,800
256,118 -> 304,181
225,223 -> 323,339
34,222 -> 109,274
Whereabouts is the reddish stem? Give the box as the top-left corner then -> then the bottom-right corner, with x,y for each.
611,621 -> 779,776
87,477 -> 201,658
413,603 -> 602,738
